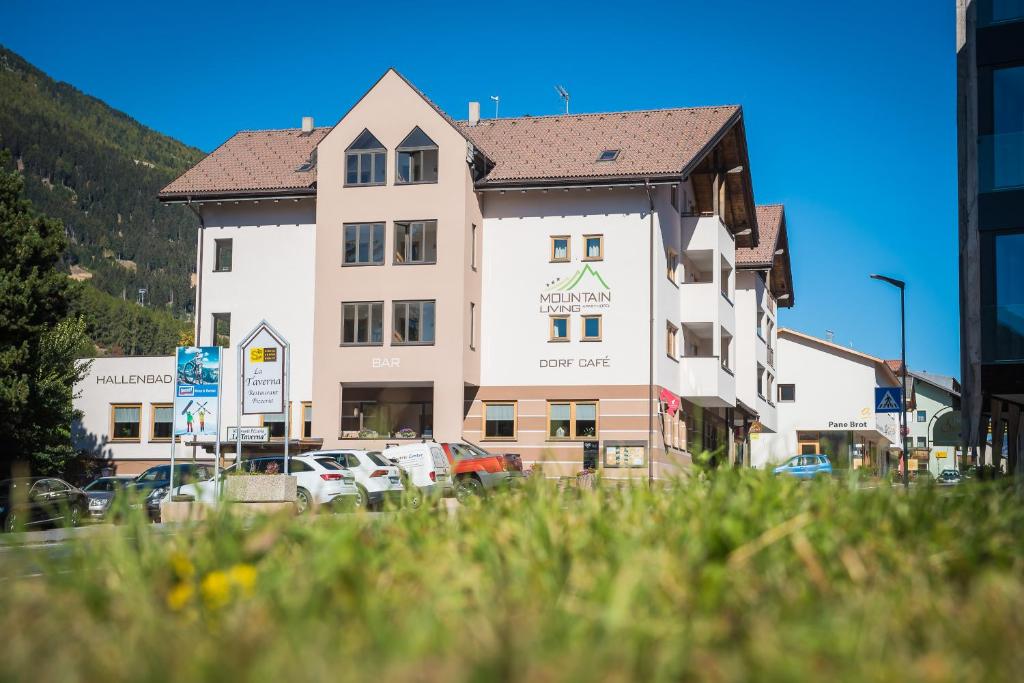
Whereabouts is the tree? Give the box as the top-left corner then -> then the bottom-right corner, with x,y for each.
0,153 -> 90,477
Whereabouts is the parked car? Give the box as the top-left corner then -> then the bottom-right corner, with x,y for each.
382,443 -> 451,508
439,441 -> 525,503
127,463 -> 214,522
171,455 -> 358,514
1,477 -> 90,532
83,475 -> 136,520
312,450 -> 404,510
773,454 -> 833,479
937,469 -> 962,485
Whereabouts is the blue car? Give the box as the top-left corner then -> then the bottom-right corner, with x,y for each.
773,454 -> 833,479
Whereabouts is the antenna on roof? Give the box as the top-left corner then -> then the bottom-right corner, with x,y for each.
490,95 -> 500,119
555,85 -> 570,114
825,329 -> 835,343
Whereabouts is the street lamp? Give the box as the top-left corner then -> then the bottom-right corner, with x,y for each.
870,273 -> 909,489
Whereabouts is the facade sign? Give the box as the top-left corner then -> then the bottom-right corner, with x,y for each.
226,426 -> 270,443
241,324 -> 286,415
173,346 -> 221,437
875,387 -> 903,413
932,410 -> 962,446
603,441 -> 646,468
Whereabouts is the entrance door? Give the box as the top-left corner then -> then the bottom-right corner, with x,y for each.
797,431 -> 819,455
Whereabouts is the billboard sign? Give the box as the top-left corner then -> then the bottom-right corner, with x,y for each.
173,346 -> 221,437
241,323 -> 287,415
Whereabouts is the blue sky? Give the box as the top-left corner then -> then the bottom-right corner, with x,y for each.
1,0 -> 959,376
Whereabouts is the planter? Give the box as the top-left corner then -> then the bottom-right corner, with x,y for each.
225,474 -> 296,503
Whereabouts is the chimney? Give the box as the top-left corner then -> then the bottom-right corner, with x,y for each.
468,101 -> 480,127
301,116 -> 314,133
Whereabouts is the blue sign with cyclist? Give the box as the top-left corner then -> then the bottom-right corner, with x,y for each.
174,346 -> 221,437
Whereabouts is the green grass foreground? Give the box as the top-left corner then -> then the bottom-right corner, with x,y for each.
2,473 -> 1022,682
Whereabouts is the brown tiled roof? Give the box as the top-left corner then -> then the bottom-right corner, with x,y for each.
737,204 -> 783,267
159,127 -> 328,198
454,106 -> 740,185
885,360 -> 905,375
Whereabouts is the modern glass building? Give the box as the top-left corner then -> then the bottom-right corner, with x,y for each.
958,0 -> 1024,467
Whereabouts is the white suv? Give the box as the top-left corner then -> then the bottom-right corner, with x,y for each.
172,454 -> 358,513
311,450 -> 405,510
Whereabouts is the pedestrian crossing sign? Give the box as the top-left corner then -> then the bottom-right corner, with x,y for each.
875,387 -> 903,413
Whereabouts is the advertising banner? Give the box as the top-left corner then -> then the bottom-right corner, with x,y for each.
241,324 -> 286,415
173,346 -> 221,437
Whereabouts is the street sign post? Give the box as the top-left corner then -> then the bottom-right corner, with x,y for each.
238,322 -> 290,474
226,426 -> 270,443
172,346 -> 222,502
875,387 -> 903,414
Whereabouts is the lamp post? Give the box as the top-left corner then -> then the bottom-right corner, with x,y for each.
870,274 -> 909,489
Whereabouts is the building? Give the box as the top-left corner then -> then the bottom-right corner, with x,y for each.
75,69 -> 797,478
904,369 -> 963,475
957,0 -> 1024,473
751,329 -> 902,471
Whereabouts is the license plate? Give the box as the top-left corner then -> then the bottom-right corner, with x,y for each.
389,476 -> 400,485
436,474 -> 448,481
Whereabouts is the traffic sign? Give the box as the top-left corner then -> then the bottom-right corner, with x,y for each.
875,387 -> 903,413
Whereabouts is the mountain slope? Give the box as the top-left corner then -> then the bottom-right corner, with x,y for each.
0,45 -> 204,316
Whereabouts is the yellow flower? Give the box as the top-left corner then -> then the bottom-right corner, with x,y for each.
227,564 -> 257,595
200,570 -> 232,610
166,582 -> 194,611
169,552 -> 194,580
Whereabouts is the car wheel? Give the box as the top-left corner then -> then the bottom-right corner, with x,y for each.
455,476 -> 484,504
353,485 -> 369,511
405,487 -> 424,510
4,513 -> 17,533
296,487 -> 312,515
69,505 -> 82,528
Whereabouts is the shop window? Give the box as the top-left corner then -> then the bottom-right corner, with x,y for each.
583,234 -> 603,261
394,220 -> 437,264
211,313 -> 230,348
582,315 -> 602,341
550,236 -> 570,262
151,404 -> 173,442
302,402 -> 313,439
547,401 -> 598,440
262,405 -> 290,440
345,129 -> 386,186
778,384 -> 796,402
483,402 -> 517,440
214,238 -> 232,272
342,302 -> 383,345
550,315 -> 569,342
111,404 -> 141,442
341,388 -> 433,439
396,127 -> 438,184
393,300 -> 436,345
916,410 -> 927,423
344,223 -> 385,265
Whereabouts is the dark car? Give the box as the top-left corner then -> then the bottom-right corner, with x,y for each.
1,477 -> 90,532
125,464 -> 213,522
439,441 -> 525,503
83,475 -> 136,520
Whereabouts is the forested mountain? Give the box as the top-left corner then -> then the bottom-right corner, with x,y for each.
0,44 -> 204,322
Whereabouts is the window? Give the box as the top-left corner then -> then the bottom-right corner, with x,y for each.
342,302 -> 383,345
302,402 -> 312,439
394,220 -> 437,264
396,127 -> 438,184
666,322 -> 678,358
345,129 -> 386,186
721,331 -> 732,371
151,404 -> 173,442
993,232 -> 1024,361
393,300 -> 436,345
550,236 -> 570,262
550,315 -> 569,342
471,224 -> 478,270
111,404 -> 141,441
262,405 -> 289,440
211,313 -> 230,348
597,149 -> 619,162
583,234 -> 603,261
778,384 -> 796,402
548,401 -> 598,439
917,410 -> 927,423
344,223 -> 385,265
483,402 -> 517,440
916,436 -> 927,448
582,315 -> 602,341
766,374 -> 774,404
470,302 -> 476,350
666,248 -> 678,283
214,238 -> 232,272
757,364 -> 765,398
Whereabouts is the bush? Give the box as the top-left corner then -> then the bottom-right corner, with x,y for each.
1,471 -> 1022,681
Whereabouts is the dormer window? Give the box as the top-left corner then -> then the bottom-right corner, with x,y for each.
346,129 -> 386,186
597,149 -> 620,162
396,127 -> 438,184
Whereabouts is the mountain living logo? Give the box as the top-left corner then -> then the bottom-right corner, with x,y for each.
539,264 -> 612,313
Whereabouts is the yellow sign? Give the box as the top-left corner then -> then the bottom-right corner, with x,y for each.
908,458 -> 918,471
935,450 -> 947,459
249,347 -> 264,363
249,347 -> 277,363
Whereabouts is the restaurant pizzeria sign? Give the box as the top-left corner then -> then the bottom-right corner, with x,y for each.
240,322 -> 287,415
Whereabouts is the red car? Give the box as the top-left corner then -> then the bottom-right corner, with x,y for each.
439,442 -> 524,503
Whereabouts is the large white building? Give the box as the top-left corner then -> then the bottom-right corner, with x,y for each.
73,69 -> 797,477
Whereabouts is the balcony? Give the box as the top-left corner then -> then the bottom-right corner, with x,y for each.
680,281 -> 717,325
680,356 -> 736,408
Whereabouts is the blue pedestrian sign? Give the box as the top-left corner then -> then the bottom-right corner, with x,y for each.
875,387 -> 903,414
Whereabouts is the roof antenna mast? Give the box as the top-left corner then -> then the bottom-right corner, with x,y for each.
490,95 -> 500,119
555,85 -> 570,114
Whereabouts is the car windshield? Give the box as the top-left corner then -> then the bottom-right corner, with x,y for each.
136,467 -> 169,482
316,458 -> 343,470
84,478 -> 115,492
459,441 -> 491,458
366,451 -> 390,467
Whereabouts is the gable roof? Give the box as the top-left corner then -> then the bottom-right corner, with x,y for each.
909,369 -> 961,397
737,204 -> 795,307
781,328 -> 901,385
159,127 -> 327,199
454,106 -> 740,185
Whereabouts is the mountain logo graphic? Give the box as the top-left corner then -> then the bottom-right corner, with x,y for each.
545,264 -> 610,293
